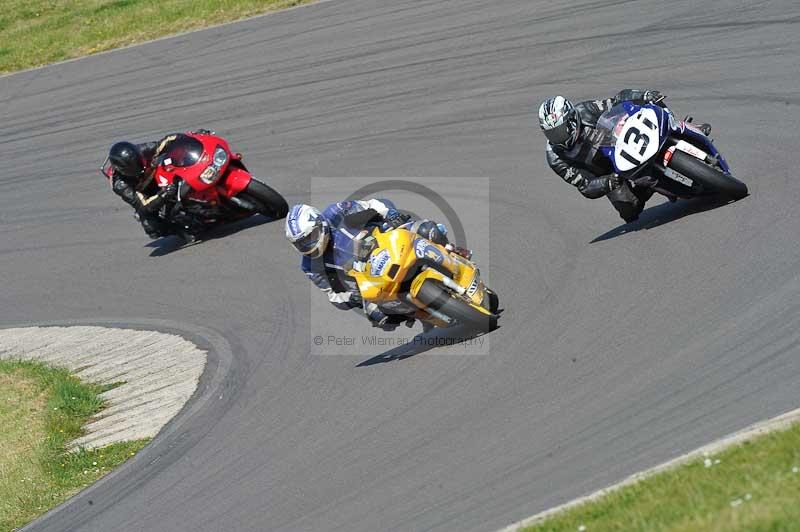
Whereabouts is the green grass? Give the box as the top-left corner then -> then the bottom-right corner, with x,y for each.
0,0 -> 314,74
0,360 -> 148,532
524,423 -> 800,532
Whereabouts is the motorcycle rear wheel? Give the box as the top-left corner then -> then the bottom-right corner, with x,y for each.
668,150 -> 748,199
416,280 -> 496,333
240,178 -> 289,219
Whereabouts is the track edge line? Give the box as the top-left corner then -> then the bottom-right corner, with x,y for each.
496,407 -> 800,532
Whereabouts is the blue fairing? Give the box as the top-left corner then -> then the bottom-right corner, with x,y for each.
597,102 -> 670,175
599,101 -> 729,176
681,125 -> 731,173
625,102 -> 672,160
621,101 -> 668,133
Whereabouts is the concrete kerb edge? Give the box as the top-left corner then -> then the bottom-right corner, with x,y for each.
0,317 -> 236,532
497,407 -> 800,532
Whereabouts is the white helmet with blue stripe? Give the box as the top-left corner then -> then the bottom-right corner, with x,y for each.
285,204 -> 330,259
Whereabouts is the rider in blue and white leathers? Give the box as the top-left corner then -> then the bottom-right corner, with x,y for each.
285,199 -> 462,331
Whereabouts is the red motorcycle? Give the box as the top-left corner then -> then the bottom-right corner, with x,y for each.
105,132 -> 288,236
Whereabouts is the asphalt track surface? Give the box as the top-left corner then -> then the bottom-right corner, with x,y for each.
2,1 -> 799,530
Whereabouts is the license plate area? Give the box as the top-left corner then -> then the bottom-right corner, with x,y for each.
663,167 -> 693,187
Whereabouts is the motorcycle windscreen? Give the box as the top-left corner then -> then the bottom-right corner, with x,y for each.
161,137 -> 204,167
595,105 -> 630,147
100,157 -> 114,179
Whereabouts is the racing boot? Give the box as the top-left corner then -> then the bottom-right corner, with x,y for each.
136,212 -> 170,239
633,188 -> 654,211
177,230 -> 198,245
168,217 -> 200,245
170,218 -> 200,244
608,180 -> 645,223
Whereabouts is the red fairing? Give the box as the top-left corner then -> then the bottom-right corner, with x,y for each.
220,165 -> 252,198
153,132 -> 252,203
120,130 -> 289,238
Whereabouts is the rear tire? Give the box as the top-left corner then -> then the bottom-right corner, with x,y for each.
242,178 -> 289,219
668,150 -> 748,199
416,280 -> 495,333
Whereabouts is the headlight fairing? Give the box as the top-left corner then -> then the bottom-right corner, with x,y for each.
213,146 -> 228,167
199,146 -> 229,184
199,165 -> 220,184
466,269 -> 481,298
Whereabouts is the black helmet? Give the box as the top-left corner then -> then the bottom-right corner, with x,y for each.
108,141 -> 146,178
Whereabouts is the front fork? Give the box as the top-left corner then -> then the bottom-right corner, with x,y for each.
667,125 -> 730,173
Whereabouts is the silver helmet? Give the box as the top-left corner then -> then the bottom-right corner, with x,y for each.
538,96 -> 581,149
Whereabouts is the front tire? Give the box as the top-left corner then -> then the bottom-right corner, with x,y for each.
484,288 -> 500,314
416,280 -> 495,333
668,150 -> 748,199
240,178 -> 289,219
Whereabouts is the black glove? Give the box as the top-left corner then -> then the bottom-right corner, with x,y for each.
607,173 -> 624,190
374,316 -> 399,331
384,210 -> 411,229
579,176 -> 615,199
373,314 -> 411,331
643,90 -> 663,103
162,183 -> 179,199
138,183 -> 178,215
365,302 -> 407,331
632,175 -> 658,189
138,215 -> 168,239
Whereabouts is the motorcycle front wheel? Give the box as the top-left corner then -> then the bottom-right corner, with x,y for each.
238,178 -> 289,219
668,150 -> 748,199
416,280 -> 496,333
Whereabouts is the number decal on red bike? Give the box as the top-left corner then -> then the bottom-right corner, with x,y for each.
614,108 -> 660,171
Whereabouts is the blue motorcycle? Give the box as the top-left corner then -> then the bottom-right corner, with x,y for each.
595,98 -> 748,200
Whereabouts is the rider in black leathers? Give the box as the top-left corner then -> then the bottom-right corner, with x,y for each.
540,89 -> 711,222
104,131 -> 211,238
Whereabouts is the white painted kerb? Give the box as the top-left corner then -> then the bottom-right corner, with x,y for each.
0,326 -> 206,450
498,407 -> 800,532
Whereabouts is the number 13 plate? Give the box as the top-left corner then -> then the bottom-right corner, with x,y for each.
614,108 -> 661,172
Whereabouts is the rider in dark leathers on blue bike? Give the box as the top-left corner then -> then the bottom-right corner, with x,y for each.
285,199 -> 469,331
538,89 -> 711,222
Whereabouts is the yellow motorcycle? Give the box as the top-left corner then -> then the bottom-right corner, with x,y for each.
347,226 -> 499,332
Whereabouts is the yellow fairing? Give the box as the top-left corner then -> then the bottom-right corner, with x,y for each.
348,228 -> 491,319
351,229 -> 417,302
